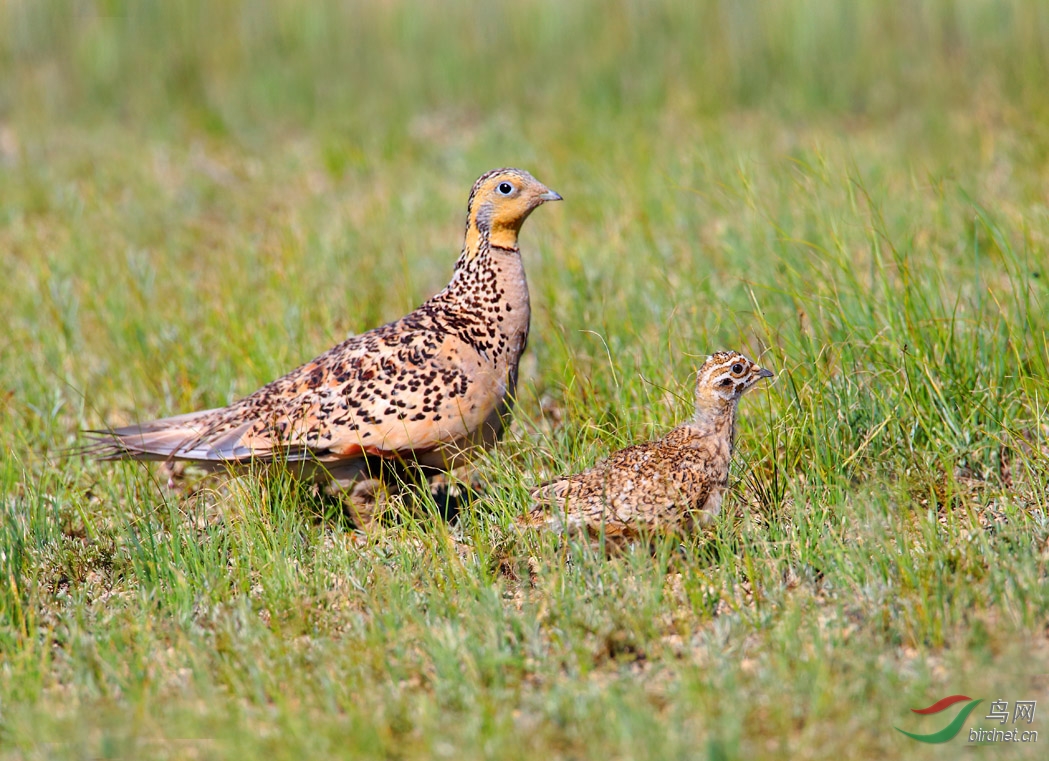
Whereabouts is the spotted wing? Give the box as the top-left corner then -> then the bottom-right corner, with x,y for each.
87,316 -> 505,465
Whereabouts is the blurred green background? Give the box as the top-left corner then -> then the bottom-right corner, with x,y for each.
5,0 -> 1049,134
1,1 -> 1048,759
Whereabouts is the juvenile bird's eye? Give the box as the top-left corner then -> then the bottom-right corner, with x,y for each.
731,363 -> 743,374
497,182 -> 514,195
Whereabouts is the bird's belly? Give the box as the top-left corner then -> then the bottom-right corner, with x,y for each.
693,487 -> 725,527
470,388 -> 513,448
412,353 -> 517,468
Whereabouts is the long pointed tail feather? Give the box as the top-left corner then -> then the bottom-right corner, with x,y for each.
78,408 -> 325,465
78,407 -> 239,462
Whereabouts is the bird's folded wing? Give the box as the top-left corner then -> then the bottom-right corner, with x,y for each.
99,329 -> 500,463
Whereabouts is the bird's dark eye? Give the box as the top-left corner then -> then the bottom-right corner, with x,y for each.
497,182 -> 514,195
731,363 -> 744,374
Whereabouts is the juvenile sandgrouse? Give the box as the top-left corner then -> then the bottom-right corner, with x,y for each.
523,351 -> 772,544
85,168 -> 561,515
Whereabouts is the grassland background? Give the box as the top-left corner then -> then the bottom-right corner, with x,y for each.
1,0 -> 1048,758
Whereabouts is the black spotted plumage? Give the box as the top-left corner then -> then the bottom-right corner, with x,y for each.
84,168 -> 561,493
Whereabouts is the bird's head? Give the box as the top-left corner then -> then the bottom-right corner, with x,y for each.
695,350 -> 773,411
463,168 -> 561,253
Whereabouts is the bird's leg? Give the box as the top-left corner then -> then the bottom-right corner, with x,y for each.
337,476 -> 389,530
159,460 -> 187,490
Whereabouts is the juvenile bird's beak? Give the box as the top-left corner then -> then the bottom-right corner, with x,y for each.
757,368 -> 774,379
539,188 -> 563,202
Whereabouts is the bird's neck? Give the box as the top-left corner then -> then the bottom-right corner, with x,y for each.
440,227 -> 531,349
448,235 -> 526,296
690,400 -> 740,453
456,211 -> 522,268
446,212 -> 528,307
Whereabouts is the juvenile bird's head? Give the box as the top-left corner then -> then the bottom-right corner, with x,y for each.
694,350 -> 773,413
462,168 -> 561,255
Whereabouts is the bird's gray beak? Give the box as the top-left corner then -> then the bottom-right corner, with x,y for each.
539,189 -> 563,202
757,368 -> 774,379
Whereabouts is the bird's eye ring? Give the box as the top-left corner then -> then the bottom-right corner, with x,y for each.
497,182 -> 514,195
731,363 -> 744,374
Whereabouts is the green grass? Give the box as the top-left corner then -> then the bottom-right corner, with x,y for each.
2,0 -> 1049,758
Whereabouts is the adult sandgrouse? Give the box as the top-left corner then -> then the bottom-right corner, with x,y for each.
86,168 -> 561,513
523,351 -> 772,544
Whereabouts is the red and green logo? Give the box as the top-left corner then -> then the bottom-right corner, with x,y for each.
895,695 -> 984,744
